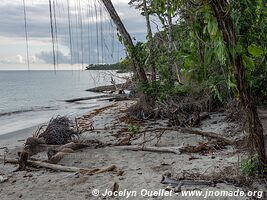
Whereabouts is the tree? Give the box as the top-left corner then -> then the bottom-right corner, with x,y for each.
129,0 -> 157,81
209,0 -> 266,172
101,0 -> 148,84
143,0 -> 157,81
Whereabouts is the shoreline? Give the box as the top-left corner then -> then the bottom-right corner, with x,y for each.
1,100 -> 266,200
0,101 -> 112,149
0,125 -> 38,149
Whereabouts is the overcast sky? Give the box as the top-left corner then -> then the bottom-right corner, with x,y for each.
0,0 -> 158,70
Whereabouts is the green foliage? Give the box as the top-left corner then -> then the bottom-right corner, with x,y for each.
140,81 -> 188,100
241,155 -> 260,176
126,0 -> 267,104
128,123 -> 140,135
248,44 -> 264,57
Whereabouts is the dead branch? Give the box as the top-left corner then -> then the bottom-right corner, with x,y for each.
114,145 -> 183,154
1,157 -> 118,174
80,165 -> 118,175
138,127 -> 234,145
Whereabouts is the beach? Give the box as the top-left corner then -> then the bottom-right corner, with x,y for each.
1,100 -> 266,200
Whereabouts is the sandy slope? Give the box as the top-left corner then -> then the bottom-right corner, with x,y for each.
0,101 -> 266,200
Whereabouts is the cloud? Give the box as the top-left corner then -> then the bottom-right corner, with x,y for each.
16,55 -> 25,64
0,0 -> 159,66
0,58 -> 12,64
35,50 -> 70,64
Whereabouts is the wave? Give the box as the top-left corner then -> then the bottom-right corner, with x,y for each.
0,106 -> 57,117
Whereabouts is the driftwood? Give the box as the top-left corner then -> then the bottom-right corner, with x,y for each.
65,94 -> 130,103
23,140 -> 103,157
65,95 -> 114,103
86,84 -> 125,93
0,175 -> 8,183
114,145 -> 183,154
138,127 -> 234,145
1,157 -> 118,174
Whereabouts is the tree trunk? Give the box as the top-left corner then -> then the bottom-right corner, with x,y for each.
166,0 -> 173,82
143,0 -> 156,81
166,0 -> 182,83
210,0 -> 266,172
101,0 -> 148,84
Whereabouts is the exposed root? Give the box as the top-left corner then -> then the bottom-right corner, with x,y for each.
35,116 -> 80,145
225,99 -> 245,127
127,92 -> 213,126
127,95 -> 155,120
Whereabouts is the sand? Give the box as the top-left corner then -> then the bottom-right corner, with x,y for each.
0,101 -> 266,200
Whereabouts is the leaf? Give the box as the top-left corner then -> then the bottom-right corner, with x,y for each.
248,44 -> 264,57
215,41 -> 226,64
207,17 -> 218,37
242,55 -> 255,70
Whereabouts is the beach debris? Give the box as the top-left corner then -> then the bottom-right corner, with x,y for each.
116,169 -> 124,176
46,140 -> 105,164
1,157 -> 120,175
112,182 -> 119,196
65,94 -> 131,103
0,147 -> 9,165
15,138 -> 106,170
35,116 -> 80,145
22,116 -> 80,156
115,135 -> 132,146
114,145 -> 183,154
47,147 -> 75,164
63,172 -> 79,179
77,104 -> 116,122
0,175 -> 8,183
65,94 -> 114,103
80,165 -> 119,175
136,127 -> 234,146
16,151 -> 29,171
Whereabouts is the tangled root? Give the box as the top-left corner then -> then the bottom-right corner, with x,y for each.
35,116 -> 80,145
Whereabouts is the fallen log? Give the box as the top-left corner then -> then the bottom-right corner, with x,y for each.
113,145 -> 183,154
65,94 -> 130,103
65,94 -> 114,103
1,157 -> 118,174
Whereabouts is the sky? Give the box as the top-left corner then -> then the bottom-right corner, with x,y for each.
0,0 -> 158,70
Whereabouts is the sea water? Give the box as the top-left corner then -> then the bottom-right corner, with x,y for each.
0,70 -> 121,135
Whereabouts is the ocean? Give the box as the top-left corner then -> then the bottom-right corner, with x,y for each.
0,70 -> 122,135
